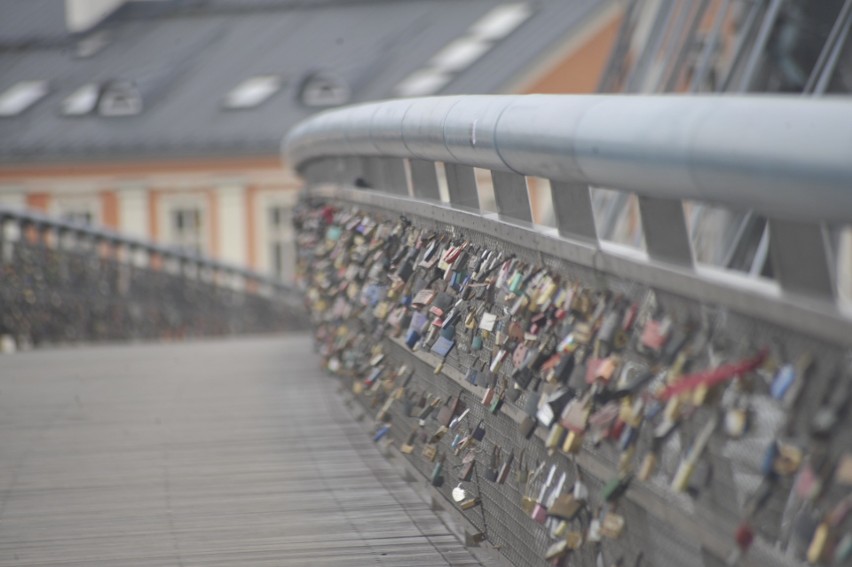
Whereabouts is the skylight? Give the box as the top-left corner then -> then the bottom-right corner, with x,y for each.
75,32 -> 110,58
0,81 -> 49,117
469,3 -> 532,40
62,84 -> 100,116
429,38 -> 492,73
394,70 -> 452,97
223,76 -> 283,109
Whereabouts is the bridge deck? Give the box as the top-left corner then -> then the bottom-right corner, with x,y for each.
0,335 -> 481,566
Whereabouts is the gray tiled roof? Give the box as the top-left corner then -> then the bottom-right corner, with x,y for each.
0,0 -> 603,164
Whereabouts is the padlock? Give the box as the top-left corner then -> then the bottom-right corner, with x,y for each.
545,423 -> 566,453
600,512 -> 625,539
565,530 -> 584,550
471,420 -> 486,442
601,475 -> 631,502
638,452 -> 657,481
806,522 -> 829,564
547,494 -> 582,521
460,497 -> 480,510
562,430 -> 583,454
496,450 -> 514,484
544,540 -> 569,561
421,443 -> 438,462
431,455 -> 445,486
400,431 -> 417,454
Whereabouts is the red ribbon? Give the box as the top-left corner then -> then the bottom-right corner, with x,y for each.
658,349 -> 768,401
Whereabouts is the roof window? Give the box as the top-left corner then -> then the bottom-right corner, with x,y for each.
75,32 -> 110,58
98,80 -> 142,116
394,70 -> 452,97
62,84 -> 100,116
0,81 -> 49,117
223,76 -> 282,109
300,73 -> 350,107
469,3 -> 531,40
429,38 -> 492,72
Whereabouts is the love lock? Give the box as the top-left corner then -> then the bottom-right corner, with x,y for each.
452,483 -> 467,503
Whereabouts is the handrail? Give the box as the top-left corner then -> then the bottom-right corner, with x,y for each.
284,94 -> 852,224
284,94 -> 852,313
0,205 -> 293,292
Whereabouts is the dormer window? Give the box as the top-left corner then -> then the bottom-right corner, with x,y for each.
98,80 -> 142,116
299,73 -> 350,107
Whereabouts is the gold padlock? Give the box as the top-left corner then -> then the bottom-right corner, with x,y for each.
460,497 -> 480,511
663,397 -> 682,422
618,445 -> 636,476
671,460 -> 695,493
774,443 -> 803,476
565,530 -> 584,549
562,430 -> 584,454
638,452 -> 657,481
692,383 -> 709,406
807,522 -> 829,564
545,424 -> 566,453
551,519 -> 568,538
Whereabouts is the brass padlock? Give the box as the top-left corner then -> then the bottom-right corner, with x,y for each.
565,530 -> 584,549
545,423 -> 566,453
806,522 -> 829,564
400,431 -> 417,454
421,443 -> 438,462
561,430 -> 584,454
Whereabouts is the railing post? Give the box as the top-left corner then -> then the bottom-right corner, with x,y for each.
549,181 -> 597,242
768,219 -> 835,299
408,159 -> 441,201
377,157 -> 409,196
490,171 -> 532,223
443,163 -> 479,210
637,196 -> 693,266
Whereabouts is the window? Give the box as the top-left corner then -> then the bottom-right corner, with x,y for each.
299,73 -> 350,107
98,80 -> 142,116
0,81 -> 49,117
171,207 -> 204,254
223,76 -> 283,109
469,3 -> 531,40
54,197 -> 100,228
62,84 -> 100,116
62,210 -> 93,226
394,69 -> 452,97
267,205 -> 294,281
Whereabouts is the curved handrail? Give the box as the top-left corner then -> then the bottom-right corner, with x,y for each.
285,94 -> 852,224
0,205 -> 294,292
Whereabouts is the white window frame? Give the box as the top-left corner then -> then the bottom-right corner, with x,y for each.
159,193 -> 209,255
51,194 -> 102,227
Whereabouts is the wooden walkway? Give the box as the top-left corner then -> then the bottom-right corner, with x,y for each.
0,335 -> 482,566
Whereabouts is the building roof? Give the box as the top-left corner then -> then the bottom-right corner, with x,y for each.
0,0 -> 604,165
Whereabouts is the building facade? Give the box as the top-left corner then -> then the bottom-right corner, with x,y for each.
0,0 -> 623,281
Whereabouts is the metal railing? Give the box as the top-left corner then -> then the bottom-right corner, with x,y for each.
284,94 -> 852,347
0,205 -> 306,347
284,94 -> 852,567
